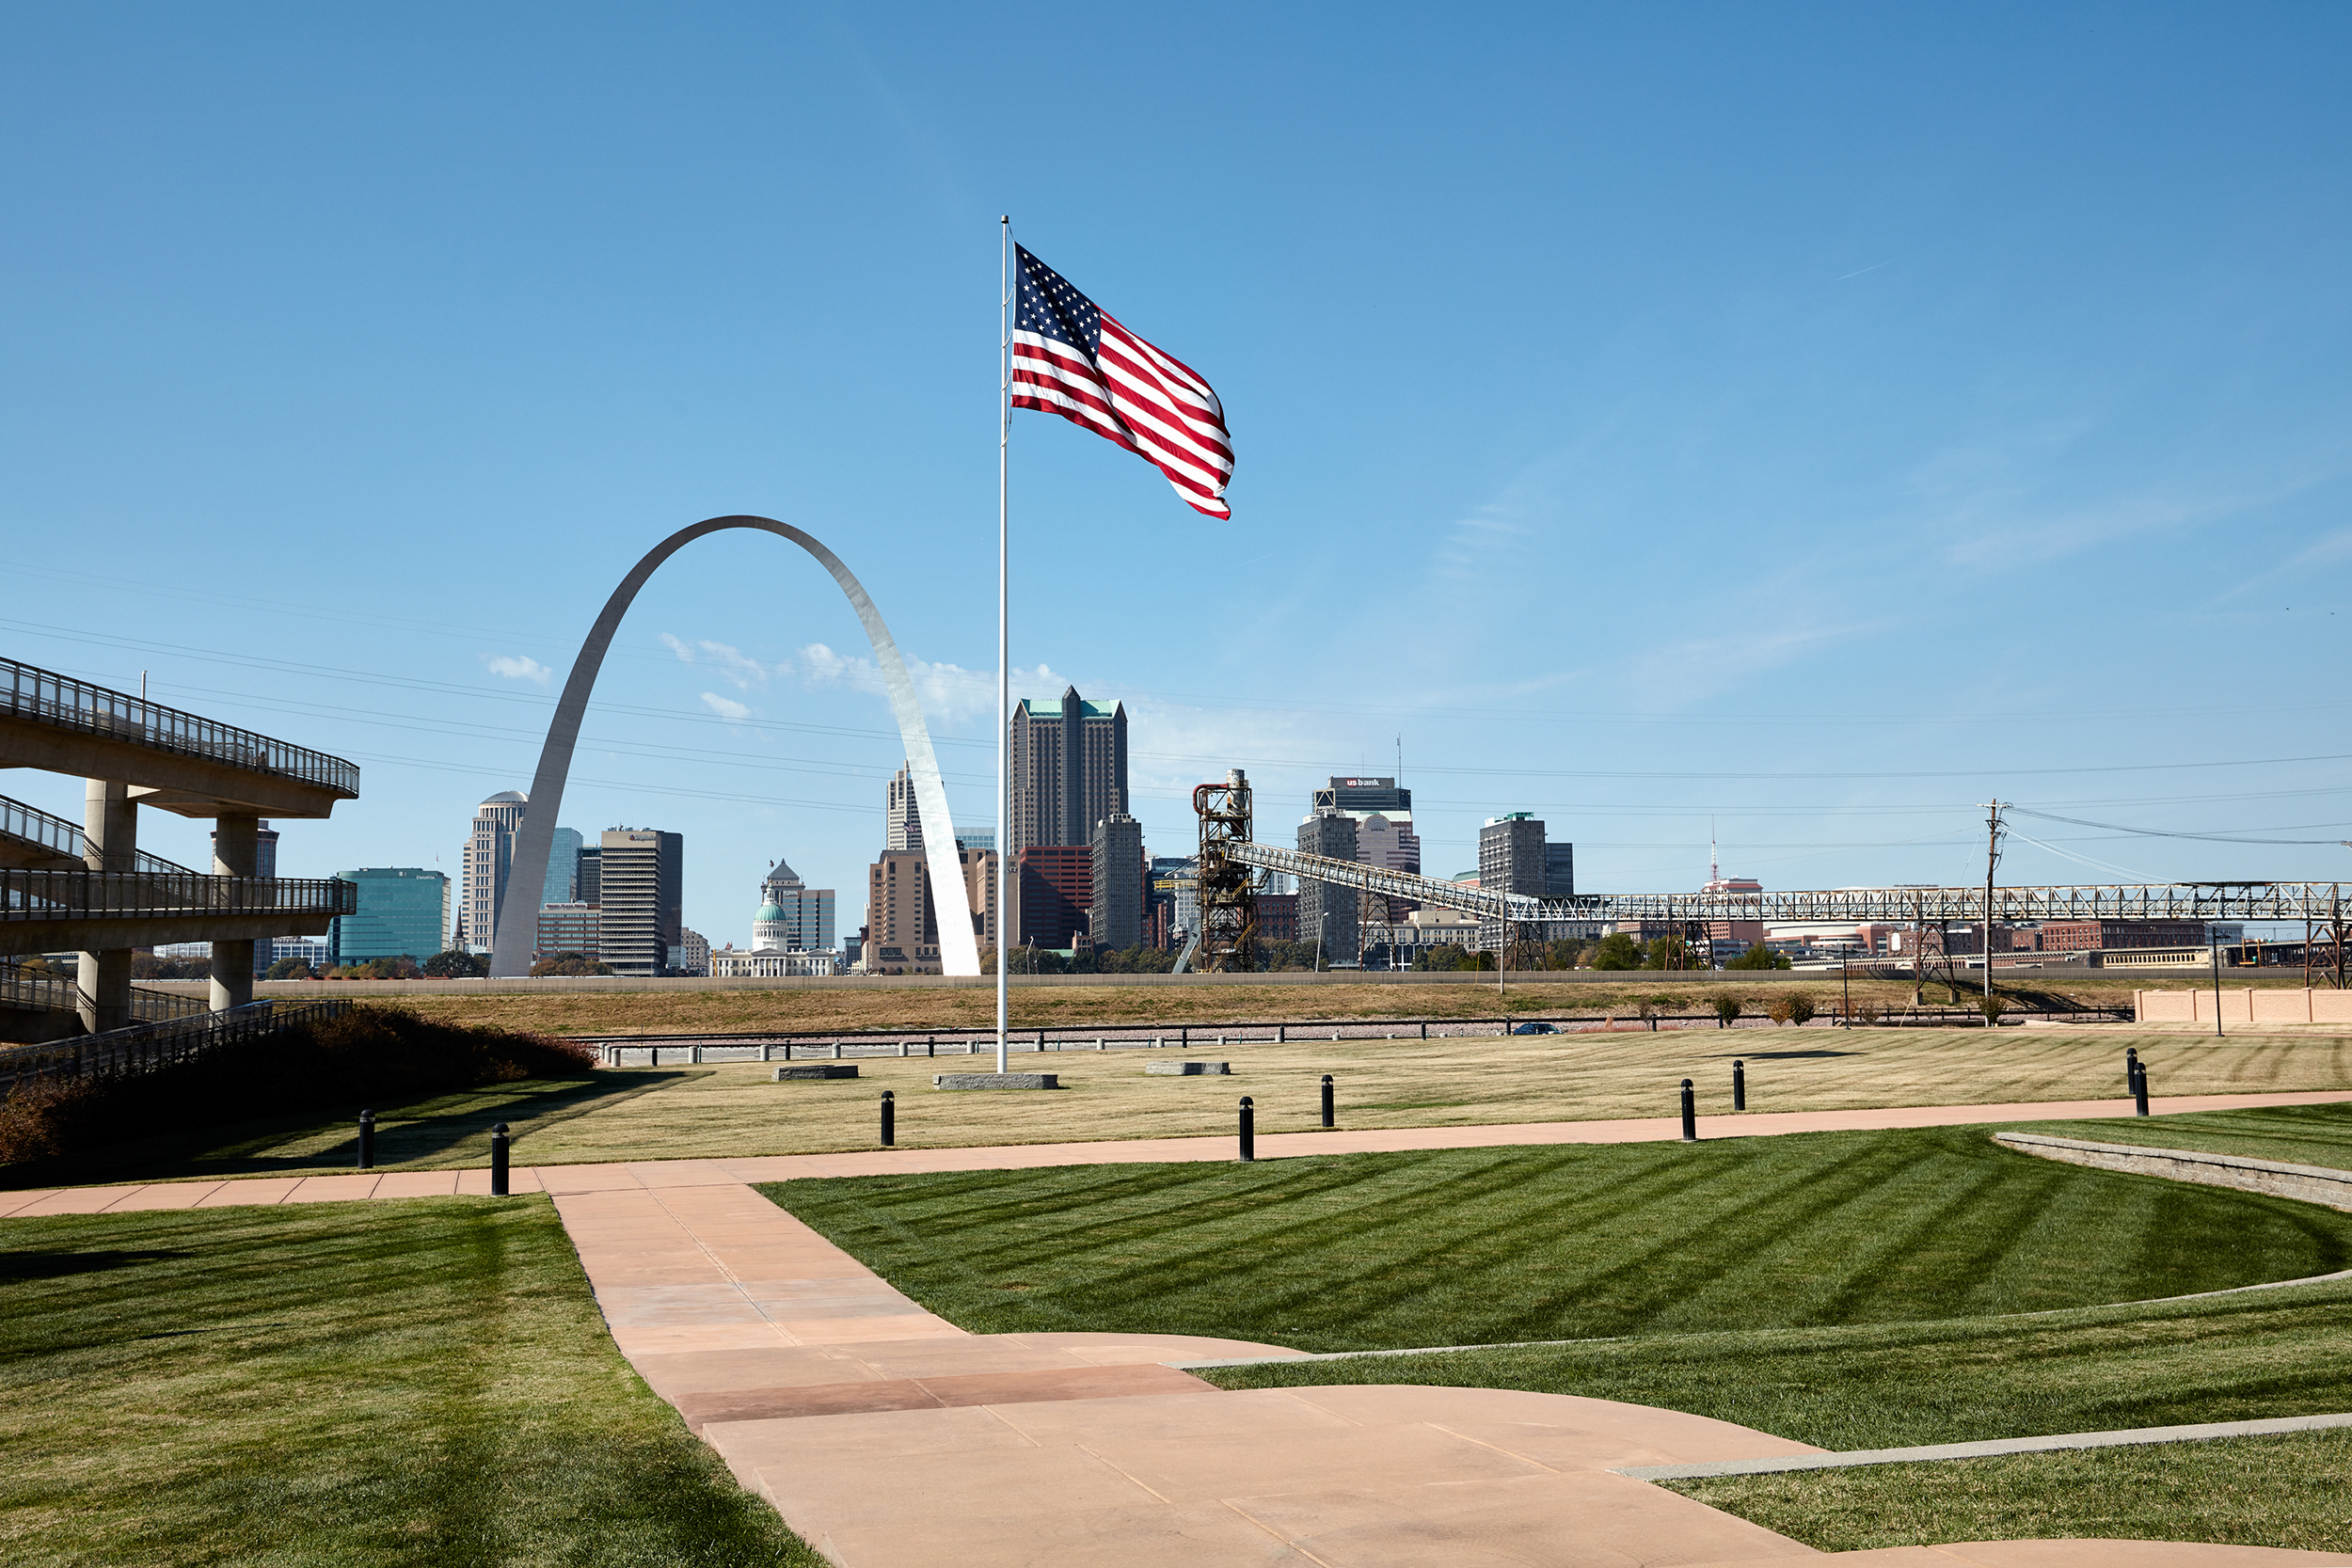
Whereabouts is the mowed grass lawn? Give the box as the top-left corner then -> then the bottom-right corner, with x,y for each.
0,1200 -> 818,1568
1666,1433 -> 2352,1557
762,1123 -> 2352,1353
23,1026 -> 2352,1189
2017,1099 -> 2352,1170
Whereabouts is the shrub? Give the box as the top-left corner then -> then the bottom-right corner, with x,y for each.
1855,1000 -> 1883,1025
1787,990 -> 1817,1025
1979,994 -> 2008,1026
0,1006 -> 594,1168
1713,996 -> 1742,1027
422,950 -> 488,978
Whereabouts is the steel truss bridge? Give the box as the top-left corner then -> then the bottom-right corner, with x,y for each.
1225,841 -> 2348,927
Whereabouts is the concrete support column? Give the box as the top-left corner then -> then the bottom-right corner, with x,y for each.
77,779 -> 137,1033
210,813 -> 260,1013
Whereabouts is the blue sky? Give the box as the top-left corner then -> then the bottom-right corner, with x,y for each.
4,2 -> 2347,946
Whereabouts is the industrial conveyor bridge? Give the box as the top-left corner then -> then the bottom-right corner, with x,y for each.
1225,841 -> 2347,928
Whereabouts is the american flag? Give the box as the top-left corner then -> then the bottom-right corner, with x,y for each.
1009,245 -> 1233,519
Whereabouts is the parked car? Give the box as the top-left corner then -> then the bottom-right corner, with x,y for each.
1510,1021 -> 1558,1035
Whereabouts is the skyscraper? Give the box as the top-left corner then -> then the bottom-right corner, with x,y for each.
543,826 -> 583,906
1008,686 -> 1127,857
1478,813 -> 1582,949
885,762 -> 924,851
463,791 -> 529,954
863,845 -> 997,974
1089,813 -> 1144,952
1297,812 -> 1358,953
598,827 -> 682,975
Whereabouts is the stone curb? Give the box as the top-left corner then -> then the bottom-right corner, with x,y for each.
1995,1132 -> 2352,1212
1613,1411 -> 2352,1480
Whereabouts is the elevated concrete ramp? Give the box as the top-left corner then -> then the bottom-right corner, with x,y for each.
0,657 -> 358,819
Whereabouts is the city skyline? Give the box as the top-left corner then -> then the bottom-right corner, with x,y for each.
4,8 -> 2346,944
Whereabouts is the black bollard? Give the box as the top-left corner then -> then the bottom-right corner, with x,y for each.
1732,1061 -> 1746,1113
2135,1062 -> 2151,1117
1680,1079 -> 1697,1142
2125,1047 -> 2138,1089
489,1122 -> 511,1196
357,1109 -> 376,1170
1238,1096 -> 1255,1162
881,1090 -> 896,1147
1320,1073 -> 1335,1130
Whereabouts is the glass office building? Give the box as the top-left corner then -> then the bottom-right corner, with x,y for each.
331,867 -> 453,963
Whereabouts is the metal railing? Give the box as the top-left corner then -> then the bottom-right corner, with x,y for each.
0,867 -> 358,925
1,657 -> 359,798
0,959 -> 209,1023
0,791 -> 199,877
0,998 -> 354,1089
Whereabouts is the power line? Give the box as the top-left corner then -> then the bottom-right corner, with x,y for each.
2009,805 -> 2352,847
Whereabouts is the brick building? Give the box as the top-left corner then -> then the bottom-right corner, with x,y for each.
1016,845 -> 1093,951
2038,920 -> 2207,952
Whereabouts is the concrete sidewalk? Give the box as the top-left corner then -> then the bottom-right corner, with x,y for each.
6,1087 -> 2347,1216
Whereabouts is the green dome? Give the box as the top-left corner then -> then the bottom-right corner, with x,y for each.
755,901 -> 787,922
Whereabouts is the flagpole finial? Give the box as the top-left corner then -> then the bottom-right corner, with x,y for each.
999,214 -> 1009,224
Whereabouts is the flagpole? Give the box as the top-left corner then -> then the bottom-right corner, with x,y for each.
996,215 -> 1011,1077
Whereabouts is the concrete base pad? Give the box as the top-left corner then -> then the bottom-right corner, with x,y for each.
1146,1061 -> 1231,1075
773,1065 -> 859,1081
933,1072 -> 1058,1090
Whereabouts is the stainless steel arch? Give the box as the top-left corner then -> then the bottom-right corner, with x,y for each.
486,517 -> 980,979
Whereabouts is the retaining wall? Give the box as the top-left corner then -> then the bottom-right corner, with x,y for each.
2135,987 -> 2352,1025
1994,1132 -> 2352,1212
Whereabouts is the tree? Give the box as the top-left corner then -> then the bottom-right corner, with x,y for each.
1590,932 -> 1644,971
423,950 -> 487,978
532,952 -> 611,977
1641,934 -> 1704,971
1713,995 -> 1742,1028
265,956 -> 312,980
1725,943 -> 1791,972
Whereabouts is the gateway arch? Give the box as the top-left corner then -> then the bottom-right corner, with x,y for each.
486,516 -> 981,979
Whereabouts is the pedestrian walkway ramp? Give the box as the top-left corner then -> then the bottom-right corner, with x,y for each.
1,657 -> 357,819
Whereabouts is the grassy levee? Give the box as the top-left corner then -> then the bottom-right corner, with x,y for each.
360,974 -> 2183,1038
24,1027 -> 2352,1188
1664,1433 -> 2352,1556
761,1128 -> 2352,1354
2013,1100 -> 2352,1170
0,1198 -> 818,1568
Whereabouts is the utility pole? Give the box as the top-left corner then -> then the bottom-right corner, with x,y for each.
1979,801 -> 2006,1000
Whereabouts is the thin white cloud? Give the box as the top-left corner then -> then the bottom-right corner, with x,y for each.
483,654 -> 552,685
789,642 -> 1067,724
660,633 -> 770,689
700,692 -> 752,721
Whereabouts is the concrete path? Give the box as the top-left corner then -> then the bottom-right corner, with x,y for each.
7,1088 -> 2347,1217
550,1167 -> 2352,1567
